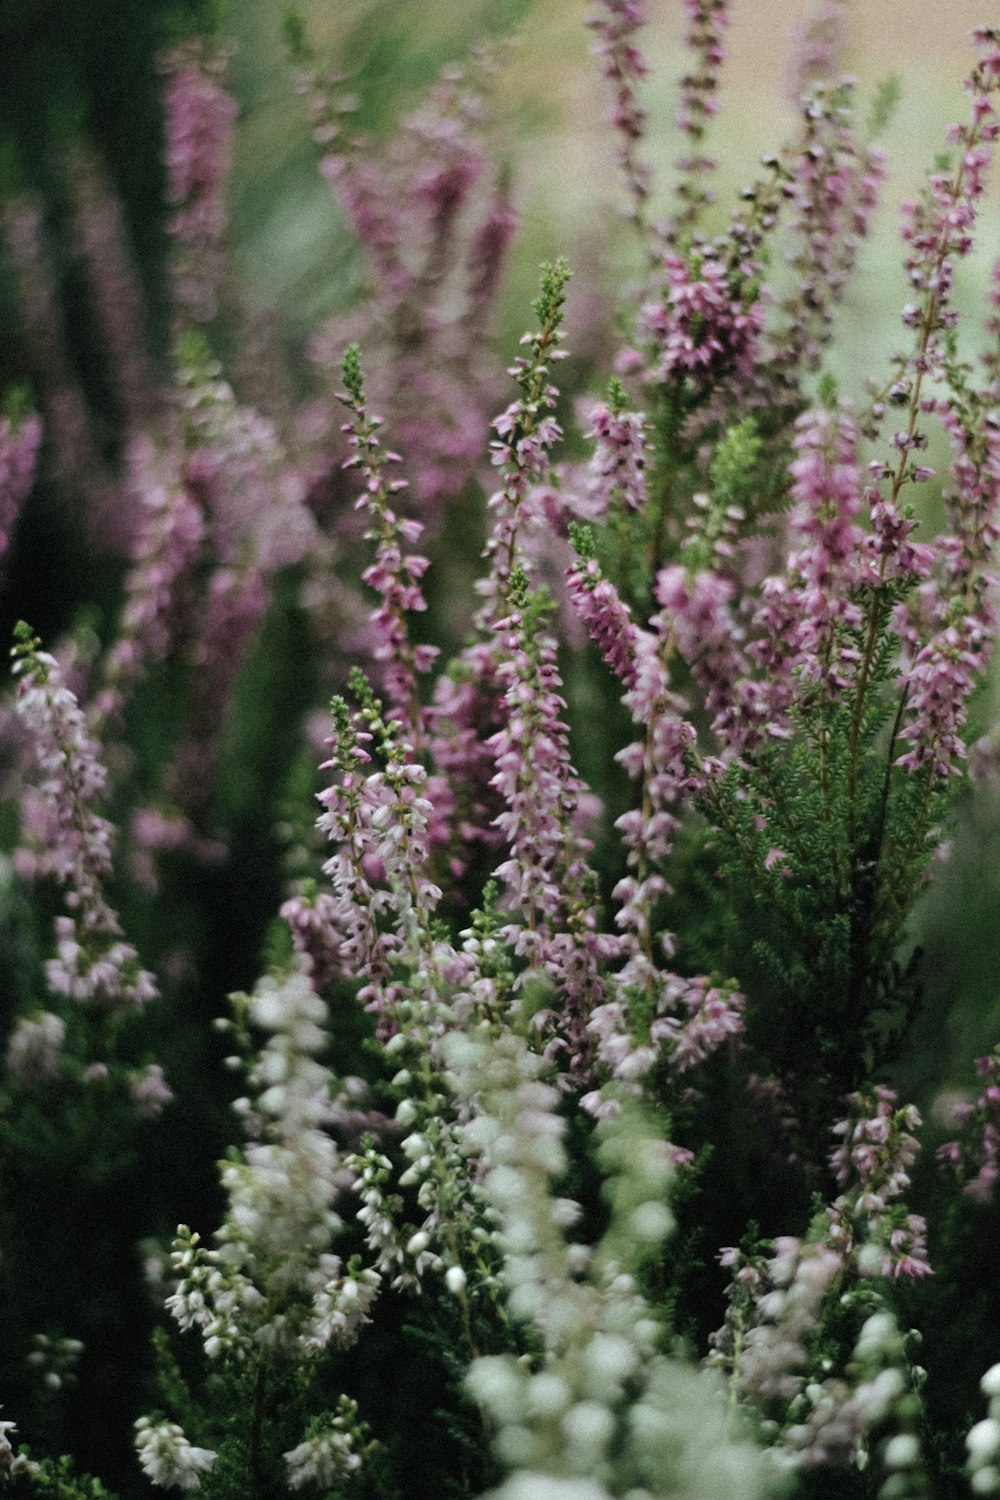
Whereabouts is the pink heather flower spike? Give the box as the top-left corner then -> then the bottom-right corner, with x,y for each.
2,200 -> 126,551
478,258 -> 572,620
779,402 -> 866,695
12,624 -> 158,1011
771,83 -> 888,386
565,546 -> 640,690
315,683 -> 459,1039
423,640 -> 507,876
300,48 -> 510,533
938,1046 -> 1000,1202
159,40 -> 238,327
0,402 -> 42,574
337,344 -> 438,748
69,143 -> 158,431
667,0 -> 732,245
786,0 -> 849,104
586,0 -> 654,243
90,433 -> 205,734
152,336 -> 317,821
874,32 -> 1000,783
829,1084 -> 931,1279
581,381 -> 650,518
487,570 -> 609,1077
418,263 -> 575,878
583,601 -> 745,1114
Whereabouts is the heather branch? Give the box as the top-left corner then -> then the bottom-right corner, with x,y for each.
481,258 -> 571,616
848,32 -> 1000,808
11,622 -> 157,1011
667,0 -> 732,246
587,0 -> 654,246
339,344 -> 438,748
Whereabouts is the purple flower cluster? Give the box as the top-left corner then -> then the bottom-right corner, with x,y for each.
830,1085 -> 930,1280
338,349 -> 438,740
91,435 -> 205,731
938,1049 -> 1000,1203
581,391 -> 649,518
299,56 -> 513,531
2,200 -> 122,550
565,555 -> 640,689
781,404 -> 867,694
160,42 -> 238,323
641,246 -> 763,389
9,13 -> 1000,1497
0,406 -> 41,571
488,581 -> 609,1073
70,146 -> 157,432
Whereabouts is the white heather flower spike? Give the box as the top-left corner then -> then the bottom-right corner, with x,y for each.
134,1418 -> 217,1492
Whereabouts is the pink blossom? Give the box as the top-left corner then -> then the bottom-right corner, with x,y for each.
582,398 -> 649,516
938,1048 -> 1000,1202
642,247 -> 762,387
338,347 -> 438,745
0,407 -> 41,570
128,1063 -> 174,1119
565,557 -> 640,689
587,0 -> 652,231
301,58 -> 511,532
90,434 -> 205,732
160,41 -> 237,322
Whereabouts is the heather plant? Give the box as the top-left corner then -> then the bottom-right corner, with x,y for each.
4,4 -> 1000,1500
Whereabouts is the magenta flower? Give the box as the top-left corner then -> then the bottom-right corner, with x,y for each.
566,555 -> 640,689
642,247 -> 762,388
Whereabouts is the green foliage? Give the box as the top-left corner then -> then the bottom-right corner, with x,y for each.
867,75 -> 902,139
5,1454 -> 116,1500
1,384 -> 34,426
341,344 -> 365,408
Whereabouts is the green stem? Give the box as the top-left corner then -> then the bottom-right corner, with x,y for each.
250,1353 -> 268,1500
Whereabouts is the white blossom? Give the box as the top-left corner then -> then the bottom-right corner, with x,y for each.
283,1406 -> 362,1490
5,1011 -> 65,1082
134,1417 -> 216,1492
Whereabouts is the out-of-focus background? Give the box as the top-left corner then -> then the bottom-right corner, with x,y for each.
3,0 -> 998,389
224,0 -> 1000,367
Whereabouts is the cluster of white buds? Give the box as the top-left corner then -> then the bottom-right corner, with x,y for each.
163,969 -> 384,1358
134,1417 -> 217,1492
283,1397 -> 366,1490
967,1364 -> 1000,1495
447,1027 -> 765,1498
0,1411 -> 33,1480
